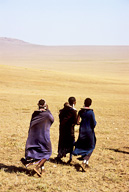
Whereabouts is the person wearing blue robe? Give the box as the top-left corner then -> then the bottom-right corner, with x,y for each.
73,98 -> 96,171
21,99 -> 54,177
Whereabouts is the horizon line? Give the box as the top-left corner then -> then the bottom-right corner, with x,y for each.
1,37 -> 129,47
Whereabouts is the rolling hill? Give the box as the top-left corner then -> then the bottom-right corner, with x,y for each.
0,37 -> 129,77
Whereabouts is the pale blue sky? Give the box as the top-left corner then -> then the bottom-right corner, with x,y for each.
0,0 -> 129,45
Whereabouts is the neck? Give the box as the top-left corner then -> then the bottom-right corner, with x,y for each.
39,108 -> 46,111
83,106 -> 90,109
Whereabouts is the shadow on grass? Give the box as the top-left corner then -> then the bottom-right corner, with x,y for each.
106,148 -> 129,154
77,156 -> 84,161
49,158 -> 83,172
49,158 -> 69,165
0,158 -> 85,175
0,163 -> 35,176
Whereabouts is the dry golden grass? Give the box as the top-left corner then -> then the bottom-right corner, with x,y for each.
0,44 -> 129,191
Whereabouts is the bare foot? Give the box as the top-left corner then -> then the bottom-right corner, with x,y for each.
81,162 -> 87,172
34,167 -> 42,177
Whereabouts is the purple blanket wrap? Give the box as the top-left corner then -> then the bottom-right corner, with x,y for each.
25,109 -> 54,160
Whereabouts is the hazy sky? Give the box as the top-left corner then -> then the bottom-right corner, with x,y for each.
0,0 -> 129,45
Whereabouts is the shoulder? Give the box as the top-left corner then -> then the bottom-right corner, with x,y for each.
44,109 -> 52,115
60,106 -> 71,113
78,109 -> 84,116
88,109 -> 95,117
59,108 -> 64,113
68,107 -> 77,116
39,110 -> 54,120
33,110 -> 40,115
79,109 -> 93,115
31,110 -> 41,118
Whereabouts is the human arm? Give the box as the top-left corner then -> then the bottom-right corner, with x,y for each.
77,114 -> 81,125
47,110 -> 54,123
91,111 -> 97,129
73,110 -> 77,125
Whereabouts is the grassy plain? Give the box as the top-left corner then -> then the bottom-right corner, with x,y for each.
0,43 -> 129,192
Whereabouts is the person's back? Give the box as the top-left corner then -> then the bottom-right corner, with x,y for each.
59,105 -> 76,138
26,109 -> 54,160
73,98 -> 97,171
56,97 -> 77,162
21,99 -> 54,177
79,108 -> 96,133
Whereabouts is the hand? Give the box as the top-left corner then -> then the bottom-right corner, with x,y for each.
46,104 -> 48,110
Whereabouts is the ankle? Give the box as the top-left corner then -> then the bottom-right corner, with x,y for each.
36,164 -> 40,169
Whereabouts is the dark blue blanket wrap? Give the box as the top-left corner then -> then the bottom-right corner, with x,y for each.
73,109 -> 96,157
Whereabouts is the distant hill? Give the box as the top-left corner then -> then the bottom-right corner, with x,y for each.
0,37 -> 129,75
0,37 -> 30,45
0,37 -> 129,59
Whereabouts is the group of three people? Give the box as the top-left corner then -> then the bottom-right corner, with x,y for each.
21,97 -> 97,177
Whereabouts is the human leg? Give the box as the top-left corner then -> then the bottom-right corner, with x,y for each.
66,153 -> 73,164
34,159 -> 47,177
83,152 -> 92,165
20,157 -> 38,168
69,153 -> 73,161
67,141 -> 75,163
81,152 -> 92,172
